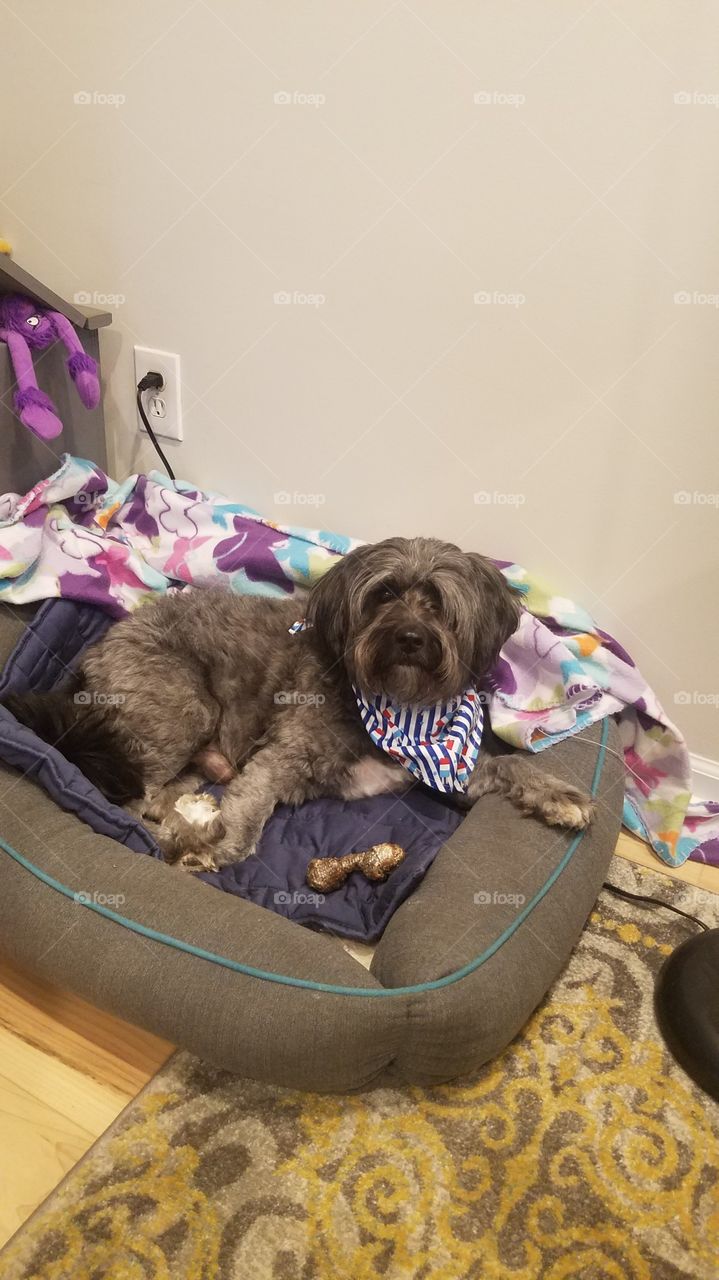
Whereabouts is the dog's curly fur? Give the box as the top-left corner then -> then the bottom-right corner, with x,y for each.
4,537 -> 595,868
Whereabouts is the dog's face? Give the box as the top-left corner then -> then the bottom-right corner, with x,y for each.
306,537 -> 521,703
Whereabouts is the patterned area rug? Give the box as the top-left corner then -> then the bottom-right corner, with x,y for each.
2,857 -> 718,1280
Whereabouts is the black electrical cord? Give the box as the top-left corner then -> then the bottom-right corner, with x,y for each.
602,880 -> 709,932
136,371 -> 176,483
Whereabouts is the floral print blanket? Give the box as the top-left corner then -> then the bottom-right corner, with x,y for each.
1,455 -> 716,868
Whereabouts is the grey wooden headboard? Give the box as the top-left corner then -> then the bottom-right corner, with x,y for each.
0,257 -> 112,495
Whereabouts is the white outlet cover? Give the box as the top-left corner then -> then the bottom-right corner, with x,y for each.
134,346 -> 183,442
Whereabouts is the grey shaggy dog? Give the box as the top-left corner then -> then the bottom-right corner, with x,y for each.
6,537 -> 595,869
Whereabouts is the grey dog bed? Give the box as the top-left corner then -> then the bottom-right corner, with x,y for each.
0,602 -> 623,1091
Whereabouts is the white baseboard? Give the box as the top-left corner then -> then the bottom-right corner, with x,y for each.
690,753 -> 719,803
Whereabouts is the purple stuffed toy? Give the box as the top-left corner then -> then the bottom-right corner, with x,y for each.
0,292 -> 100,441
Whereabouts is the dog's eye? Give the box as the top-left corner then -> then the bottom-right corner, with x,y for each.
423,585 -> 442,613
373,585 -> 395,604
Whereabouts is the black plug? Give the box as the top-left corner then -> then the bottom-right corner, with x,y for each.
137,370 -> 164,394
136,370 -> 176,483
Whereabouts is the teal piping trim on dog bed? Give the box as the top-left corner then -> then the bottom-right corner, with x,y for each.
0,719 -> 609,997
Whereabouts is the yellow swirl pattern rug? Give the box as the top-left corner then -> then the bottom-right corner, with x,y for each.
2,859 -> 717,1280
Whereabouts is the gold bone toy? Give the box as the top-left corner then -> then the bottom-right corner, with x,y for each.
306,843 -> 405,892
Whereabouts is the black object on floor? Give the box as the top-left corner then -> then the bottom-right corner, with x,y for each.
655,927 -> 719,1103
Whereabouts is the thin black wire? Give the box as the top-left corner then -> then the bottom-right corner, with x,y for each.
602,881 -> 709,932
136,387 -> 176,483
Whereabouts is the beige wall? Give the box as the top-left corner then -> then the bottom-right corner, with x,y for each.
2,1 -> 718,759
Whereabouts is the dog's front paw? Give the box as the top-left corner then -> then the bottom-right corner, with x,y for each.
173,791 -> 224,840
175,844 -> 220,873
141,793 -> 167,823
530,783 -> 596,830
211,842 -> 256,868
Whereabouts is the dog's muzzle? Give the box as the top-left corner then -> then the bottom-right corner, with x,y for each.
388,623 -> 440,669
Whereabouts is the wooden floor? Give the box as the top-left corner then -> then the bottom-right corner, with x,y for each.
0,830 -> 717,1250
612,829 -> 719,895
0,959 -> 172,1248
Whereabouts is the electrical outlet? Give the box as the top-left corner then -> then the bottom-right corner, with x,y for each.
134,346 -> 183,442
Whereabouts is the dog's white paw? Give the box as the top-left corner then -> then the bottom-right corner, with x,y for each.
174,791 -> 224,837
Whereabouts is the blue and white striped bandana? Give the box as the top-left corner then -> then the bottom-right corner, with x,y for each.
289,619 -> 483,793
351,685 -> 484,795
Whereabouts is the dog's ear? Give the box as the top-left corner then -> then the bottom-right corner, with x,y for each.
465,553 -> 522,678
305,555 -> 351,663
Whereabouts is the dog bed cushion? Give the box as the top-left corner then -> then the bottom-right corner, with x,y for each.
0,600 -> 625,1090
0,597 -> 463,942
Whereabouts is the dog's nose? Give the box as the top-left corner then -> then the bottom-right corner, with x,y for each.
395,627 -> 424,654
